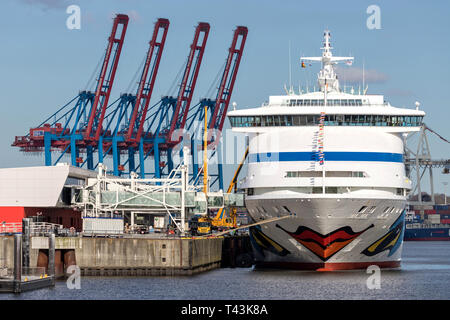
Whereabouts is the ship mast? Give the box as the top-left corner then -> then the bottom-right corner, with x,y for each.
301,30 -> 354,93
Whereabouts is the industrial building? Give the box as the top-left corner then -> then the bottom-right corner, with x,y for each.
0,164 -> 96,233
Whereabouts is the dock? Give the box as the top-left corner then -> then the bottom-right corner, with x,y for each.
2,234 -> 224,278
0,234 -> 55,293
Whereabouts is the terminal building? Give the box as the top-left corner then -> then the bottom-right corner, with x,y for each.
0,164 -> 96,233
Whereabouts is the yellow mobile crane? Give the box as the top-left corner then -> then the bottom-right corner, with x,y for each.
195,146 -> 249,235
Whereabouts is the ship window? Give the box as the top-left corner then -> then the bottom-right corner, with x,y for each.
383,207 -> 391,214
312,187 -> 322,194
358,206 -> 368,213
271,115 -> 277,126
304,99 -> 311,106
325,187 -> 338,194
325,114 -> 336,125
228,114 -> 423,128
351,171 -> 365,178
300,115 -> 307,125
369,206 -> 377,214
285,115 -> 293,126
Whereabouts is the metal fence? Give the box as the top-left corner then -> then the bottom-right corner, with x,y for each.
0,223 -> 22,234
22,267 -> 47,279
28,222 -> 64,237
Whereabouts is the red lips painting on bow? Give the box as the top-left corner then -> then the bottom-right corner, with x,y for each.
276,224 -> 374,261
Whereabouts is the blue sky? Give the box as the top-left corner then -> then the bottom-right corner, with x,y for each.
1,0 -> 449,193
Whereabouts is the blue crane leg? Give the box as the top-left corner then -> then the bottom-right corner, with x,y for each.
44,132 -> 52,166
98,136 -> 104,164
112,137 -> 119,176
217,146 -> 224,190
139,140 -> 145,179
128,147 -> 135,173
86,145 -> 94,170
154,141 -> 161,178
70,137 -> 78,167
167,148 -> 173,173
191,139 -> 199,181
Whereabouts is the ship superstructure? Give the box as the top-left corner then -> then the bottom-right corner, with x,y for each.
227,30 -> 425,270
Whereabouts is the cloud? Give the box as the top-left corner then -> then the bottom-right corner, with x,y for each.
18,0 -> 70,10
127,10 -> 142,23
335,66 -> 389,84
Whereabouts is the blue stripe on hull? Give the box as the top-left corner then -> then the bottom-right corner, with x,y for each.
249,152 -> 403,163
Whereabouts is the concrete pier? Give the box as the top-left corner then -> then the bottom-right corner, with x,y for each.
1,236 -> 224,276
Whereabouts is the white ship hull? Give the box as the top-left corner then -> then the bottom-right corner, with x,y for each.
246,197 -> 406,270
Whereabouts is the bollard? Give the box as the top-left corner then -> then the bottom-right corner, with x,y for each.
13,234 -> 22,294
48,233 -> 55,285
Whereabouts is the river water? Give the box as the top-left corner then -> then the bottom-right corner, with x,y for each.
2,241 -> 449,300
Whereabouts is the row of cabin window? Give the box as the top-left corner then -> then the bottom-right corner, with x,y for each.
285,171 -> 366,178
287,99 -> 363,106
229,115 -> 423,127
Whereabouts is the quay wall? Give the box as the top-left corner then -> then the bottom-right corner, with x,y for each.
0,236 -> 223,276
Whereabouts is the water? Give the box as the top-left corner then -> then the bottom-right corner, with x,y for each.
1,241 -> 449,300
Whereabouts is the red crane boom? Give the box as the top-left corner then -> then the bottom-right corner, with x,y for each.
127,18 -> 170,143
84,14 -> 129,141
208,26 -> 247,139
167,22 -> 210,144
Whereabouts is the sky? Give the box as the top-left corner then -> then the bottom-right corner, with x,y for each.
0,0 -> 449,194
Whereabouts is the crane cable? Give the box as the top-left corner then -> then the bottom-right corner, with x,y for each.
424,124 -> 450,144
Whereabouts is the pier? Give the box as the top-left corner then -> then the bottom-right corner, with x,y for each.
0,234 -> 55,293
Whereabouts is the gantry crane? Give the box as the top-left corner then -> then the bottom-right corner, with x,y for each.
136,22 -> 210,178
98,18 -> 169,176
12,14 -> 129,170
12,17 -> 249,193
187,26 -> 248,190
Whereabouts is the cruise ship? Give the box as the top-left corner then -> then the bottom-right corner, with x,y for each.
227,30 -> 425,270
